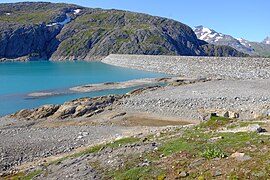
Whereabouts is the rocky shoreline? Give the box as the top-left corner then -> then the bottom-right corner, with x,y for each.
2,54 -> 270,178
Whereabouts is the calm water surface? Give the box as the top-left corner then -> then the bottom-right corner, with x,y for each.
0,61 -> 167,116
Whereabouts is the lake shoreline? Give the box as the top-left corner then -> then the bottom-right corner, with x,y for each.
0,60 -> 166,117
2,54 -> 270,177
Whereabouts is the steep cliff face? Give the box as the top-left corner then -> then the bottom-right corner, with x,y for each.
198,40 -> 248,57
0,2 -> 246,61
0,23 -> 62,59
0,2 -> 81,60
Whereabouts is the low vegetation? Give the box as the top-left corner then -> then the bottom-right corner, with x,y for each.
4,115 -> 269,179
3,170 -> 43,180
200,148 -> 227,159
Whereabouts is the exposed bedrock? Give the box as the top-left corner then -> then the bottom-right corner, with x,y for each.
11,95 -> 124,120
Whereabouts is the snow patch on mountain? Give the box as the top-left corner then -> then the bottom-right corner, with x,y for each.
194,26 -> 226,43
262,37 -> 270,44
46,15 -> 71,27
73,9 -> 81,15
194,25 -> 255,55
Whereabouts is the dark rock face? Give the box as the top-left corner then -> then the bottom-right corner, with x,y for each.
0,23 -> 62,59
0,2 -> 245,60
200,44 -> 249,57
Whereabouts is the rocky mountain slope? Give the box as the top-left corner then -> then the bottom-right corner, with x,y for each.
198,40 -> 248,57
194,25 -> 270,57
0,2 -> 246,61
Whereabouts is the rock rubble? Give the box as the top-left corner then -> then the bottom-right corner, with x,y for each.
102,54 -> 270,80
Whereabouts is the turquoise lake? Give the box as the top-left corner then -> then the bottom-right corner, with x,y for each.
0,61 -> 167,117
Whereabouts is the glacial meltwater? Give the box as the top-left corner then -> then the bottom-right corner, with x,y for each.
0,61 -> 166,116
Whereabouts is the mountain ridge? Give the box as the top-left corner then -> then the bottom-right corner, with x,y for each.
0,2 -> 247,61
194,25 -> 270,57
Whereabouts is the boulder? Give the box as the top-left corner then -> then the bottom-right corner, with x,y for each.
218,111 -> 239,118
30,104 -> 60,119
52,105 -> 76,119
245,124 -> 264,133
73,105 -> 96,117
12,109 -> 33,119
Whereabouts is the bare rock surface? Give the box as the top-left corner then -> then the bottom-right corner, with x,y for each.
10,95 -> 124,120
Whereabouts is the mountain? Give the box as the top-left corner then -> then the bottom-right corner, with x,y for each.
262,37 -> 270,44
199,41 -> 248,57
194,26 -> 255,55
0,2 -> 247,61
194,25 -> 270,57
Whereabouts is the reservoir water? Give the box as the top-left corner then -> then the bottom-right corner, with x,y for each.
0,61 -> 166,116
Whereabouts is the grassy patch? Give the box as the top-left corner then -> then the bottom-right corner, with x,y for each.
21,170 -> 43,180
108,166 -> 165,180
2,172 -> 25,180
47,137 -> 139,166
113,166 -> 153,180
107,137 -> 140,148
159,138 -> 196,156
199,115 -> 235,130
0,12 -> 55,24
227,121 -> 265,129
239,122 -> 265,127
215,132 -> 263,150
3,170 -> 43,180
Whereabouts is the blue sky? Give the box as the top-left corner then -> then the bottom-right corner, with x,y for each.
1,0 -> 269,42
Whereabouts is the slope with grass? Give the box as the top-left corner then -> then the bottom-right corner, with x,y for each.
3,115 -> 270,179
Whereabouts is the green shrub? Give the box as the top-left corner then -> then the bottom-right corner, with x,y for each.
200,148 -> 226,159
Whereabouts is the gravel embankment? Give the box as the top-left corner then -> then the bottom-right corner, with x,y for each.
122,79 -> 270,121
102,54 -> 270,80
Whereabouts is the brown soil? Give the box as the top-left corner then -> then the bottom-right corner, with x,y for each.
36,111 -> 197,128
112,114 -> 193,127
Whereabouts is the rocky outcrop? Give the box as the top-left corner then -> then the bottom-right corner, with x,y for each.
0,23 -> 62,59
200,43 -> 248,57
11,95 -> 124,120
0,2 -> 82,59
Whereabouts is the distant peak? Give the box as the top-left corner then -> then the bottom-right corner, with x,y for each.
262,36 -> 270,44
194,25 -> 203,29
